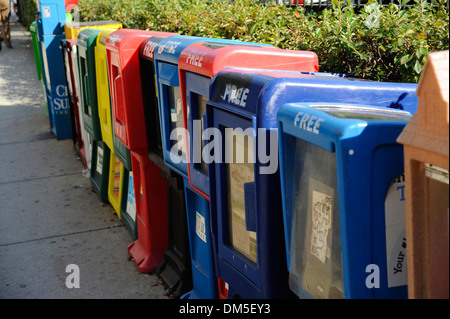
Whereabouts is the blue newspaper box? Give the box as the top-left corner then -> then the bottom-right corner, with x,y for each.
90,138 -> 110,202
139,36 -> 174,169
36,0 -> 66,35
36,0 -> 73,140
155,36 -> 273,177
60,39 -> 83,155
153,35 -> 272,299
178,42 -> 318,200
206,68 -> 418,298
277,102 -> 415,298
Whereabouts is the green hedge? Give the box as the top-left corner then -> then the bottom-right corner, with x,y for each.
25,0 -> 448,83
19,0 -> 38,28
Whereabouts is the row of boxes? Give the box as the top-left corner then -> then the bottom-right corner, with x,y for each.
30,0 -> 448,299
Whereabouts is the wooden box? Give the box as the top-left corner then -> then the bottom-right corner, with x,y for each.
397,50 -> 449,299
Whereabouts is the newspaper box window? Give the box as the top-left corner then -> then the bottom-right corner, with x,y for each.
65,38 -> 93,170
153,35 -> 272,299
138,35 -> 195,298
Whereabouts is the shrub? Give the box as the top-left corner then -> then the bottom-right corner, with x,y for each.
19,0 -> 38,28
299,0 -> 449,82
73,0 -> 450,82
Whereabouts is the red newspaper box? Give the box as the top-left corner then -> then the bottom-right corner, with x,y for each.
178,42 -> 319,200
106,29 -> 176,158
106,29 -> 177,273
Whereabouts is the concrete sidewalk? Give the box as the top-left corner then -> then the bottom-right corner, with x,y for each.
0,13 -> 167,299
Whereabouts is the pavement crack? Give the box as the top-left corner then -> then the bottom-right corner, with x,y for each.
0,172 -> 84,186
0,136 -> 55,146
0,224 -> 125,247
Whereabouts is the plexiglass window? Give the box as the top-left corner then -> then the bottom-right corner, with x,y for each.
41,42 -> 51,90
63,50 -> 74,98
225,128 -> 257,264
80,56 -> 91,117
195,94 -> 209,174
167,86 -> 184,157
141,60 -> 162,157
111,65 -> 124,124
424,163 -> 449,292
289,138 -> 344,299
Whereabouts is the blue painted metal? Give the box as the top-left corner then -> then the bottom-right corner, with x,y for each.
206,68 -> 417,298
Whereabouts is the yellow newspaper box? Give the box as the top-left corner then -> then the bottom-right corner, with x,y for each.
397,50 -> 449,299
95,29 -> 126,217
65,20 -> 122,40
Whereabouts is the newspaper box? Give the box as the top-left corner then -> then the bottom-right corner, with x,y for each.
65,20 -> 122,40
206,68 -> 418,298
139,36 -> 193,297
397,50 -> 449,299
36,0 -> 73,139
153,35 -> 268,299
178,41 -> 318,199
95,29 -> 126,215
77,29 -> 102,140
278,102 -> 415,298
105,29 -> 176,273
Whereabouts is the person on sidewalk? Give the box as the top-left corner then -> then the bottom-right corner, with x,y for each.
0,0 -> 12,50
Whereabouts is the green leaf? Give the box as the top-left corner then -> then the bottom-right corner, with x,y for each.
400,54 -> 411,65
401,0 -> 410,7
414,60 -> 424,74
402,29 -> 415,37
416,46 -> 429,58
